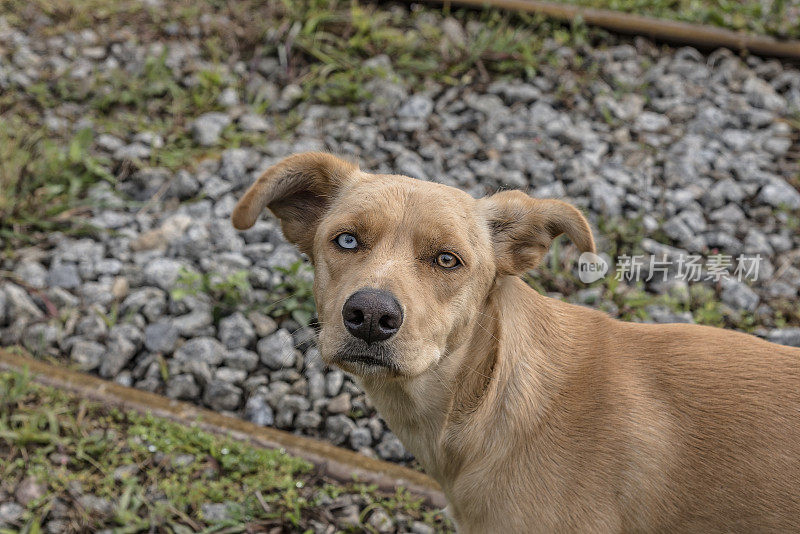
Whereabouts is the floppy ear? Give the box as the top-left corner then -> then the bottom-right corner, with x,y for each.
480,190 -> 595,276
232,152 -> 358,256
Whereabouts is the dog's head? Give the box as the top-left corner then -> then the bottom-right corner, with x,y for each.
233,152 -> 594,379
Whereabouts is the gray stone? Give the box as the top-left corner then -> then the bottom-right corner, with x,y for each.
22,323 -> 60,353
720,280 -> 760,313
257,329 -> 296,369
238,113 -> 270,132
76,314 -> 108,340
376,433 -> 408,461
172,310 -> 214,337
0,502 -> 24,526
116,372 -> 133,388
46,520 -> 69,533
168,170 -> 200,199
14,261 -> 47,288
99,334 -> 138,378
326,370 -> 344,397
244,394 -> 274,426
590,181 -> 622,217
203,380 -> 242,411
174,337 -> 226,365
223,348 -> 259,371
144,320 -> 179,354
768,328 -> 800,347
201,502 -> 232,522
266,381 -> 291,408
97,134 -> 125,152
114,143 -> 151,161
143,258 -> 186,290
220,148 -> 250,187
217,87 -> 239,107
71,340 -> 105,371
307,370 -> 326,401
368,507 -> 394,533
275,406 -> 294,428
397,94 -> 433,120
48,262 -> 81,288
46,287 -> 80,309
262,244 -> 301,271
411,521 -> 435,534
182,359 -> 213,387
327,393 -> 352,415
112,464 -> 139,481
218,312 -> 255,349
122,287 -> 166,322
744,229 -> 774,255
634,111 -> 670,133
215,366 -> 246,384
488,81 -> 541,104
95,258 -> 123,276
15,477 -> 46,506
295,411 -> 322,429
335,504 -> 362,528
166,374 -> 200,400
662,216 -> 694,244
77,495 -> 113,516
758,180 -> 800,210
191,112 -> 232,146
278,394 -> 310,414
325,414 -> 356,445
349,427 -> 373,450
645,306 -> 694,324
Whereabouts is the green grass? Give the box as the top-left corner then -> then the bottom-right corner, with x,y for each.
171,260 -> 317,325
0,369 -> 451,533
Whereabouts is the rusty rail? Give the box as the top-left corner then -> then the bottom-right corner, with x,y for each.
422,0 -> 800,59
0,349 -> 446,508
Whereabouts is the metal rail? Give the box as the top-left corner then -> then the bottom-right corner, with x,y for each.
0,349 -> 446,508
421,0 -> 800,59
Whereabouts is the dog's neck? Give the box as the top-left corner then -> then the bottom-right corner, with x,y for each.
359,276 -> 558,483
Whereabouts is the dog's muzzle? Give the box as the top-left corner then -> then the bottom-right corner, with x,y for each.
342,288 -> 403,344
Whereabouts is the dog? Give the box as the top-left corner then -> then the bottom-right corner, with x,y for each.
232,152 -> 800,533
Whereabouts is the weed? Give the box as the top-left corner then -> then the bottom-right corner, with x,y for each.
0,371 -> 450,531
0,368 -> 31,409
171,268 -> 252,321
0,125 -> 114,236
262,261 -> 317,326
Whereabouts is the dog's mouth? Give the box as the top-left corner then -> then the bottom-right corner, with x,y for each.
331,339 -> 401,376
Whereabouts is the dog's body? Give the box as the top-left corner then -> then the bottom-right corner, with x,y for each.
233,153 -> 800,533
368,277 -> 800,533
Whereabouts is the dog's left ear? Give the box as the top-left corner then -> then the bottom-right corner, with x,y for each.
232,152 -> 358,257
480,190 -> 595,276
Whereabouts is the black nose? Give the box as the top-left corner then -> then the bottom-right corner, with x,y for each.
342,289 -> 403,344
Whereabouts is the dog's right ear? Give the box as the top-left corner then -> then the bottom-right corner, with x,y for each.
479,190 -> 595,276
232,152 -> 358,257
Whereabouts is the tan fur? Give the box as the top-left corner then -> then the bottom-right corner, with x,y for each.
233,153 -> 800,533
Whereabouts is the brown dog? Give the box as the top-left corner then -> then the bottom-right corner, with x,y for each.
232,152 -> 800,533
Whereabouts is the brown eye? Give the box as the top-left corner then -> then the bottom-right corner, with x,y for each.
436,252 -> 460,269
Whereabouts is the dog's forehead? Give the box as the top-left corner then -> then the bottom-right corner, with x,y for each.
338,172 -> 477,218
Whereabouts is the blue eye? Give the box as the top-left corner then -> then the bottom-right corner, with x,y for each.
335,233 -> 358,250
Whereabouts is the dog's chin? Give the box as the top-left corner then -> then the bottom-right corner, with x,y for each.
323,337 -> 443,380
327,338 -> 406,378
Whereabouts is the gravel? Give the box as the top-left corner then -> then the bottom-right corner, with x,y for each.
1,10 -> 799,469
257,329 -> 297,370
